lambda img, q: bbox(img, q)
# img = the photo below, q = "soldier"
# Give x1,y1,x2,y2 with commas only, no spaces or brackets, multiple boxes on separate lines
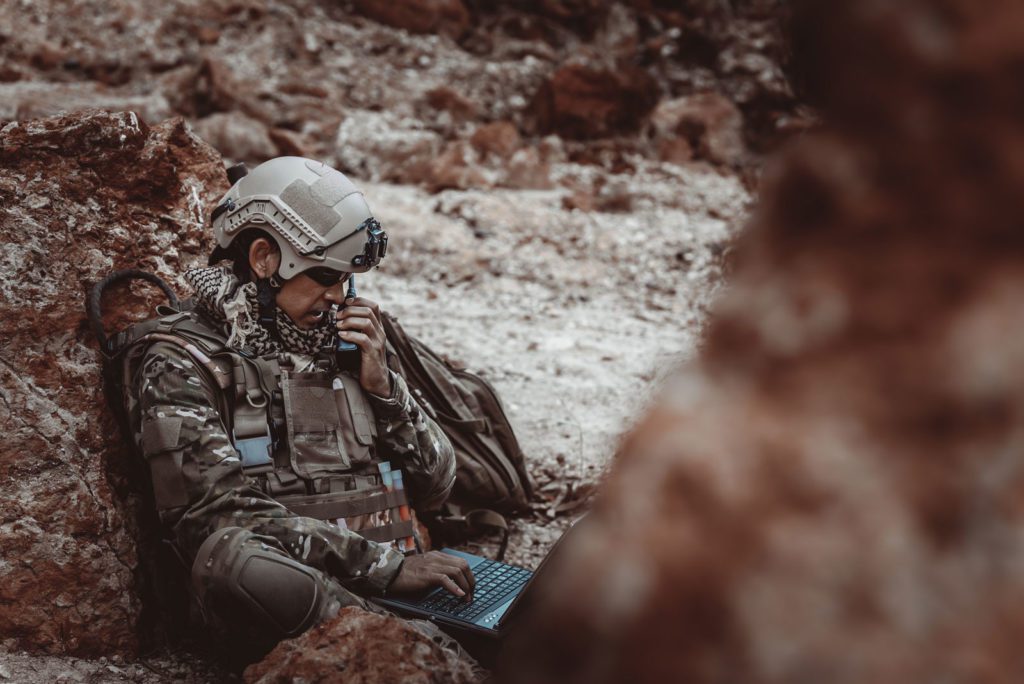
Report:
128,157,475,661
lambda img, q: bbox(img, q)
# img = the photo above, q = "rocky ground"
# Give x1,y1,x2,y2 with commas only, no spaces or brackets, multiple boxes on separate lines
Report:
0,0,801,681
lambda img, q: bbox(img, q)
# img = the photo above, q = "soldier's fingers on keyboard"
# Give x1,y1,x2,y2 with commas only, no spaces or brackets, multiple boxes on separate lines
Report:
460,562,475,596
445,563,474,598
437,573,467,597
443,555,476,594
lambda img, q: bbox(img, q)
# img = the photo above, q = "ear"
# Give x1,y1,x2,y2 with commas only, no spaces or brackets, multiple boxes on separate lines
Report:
248,238,281,279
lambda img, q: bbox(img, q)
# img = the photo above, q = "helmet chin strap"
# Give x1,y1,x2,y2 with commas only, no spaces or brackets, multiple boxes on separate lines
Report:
256,273,283,341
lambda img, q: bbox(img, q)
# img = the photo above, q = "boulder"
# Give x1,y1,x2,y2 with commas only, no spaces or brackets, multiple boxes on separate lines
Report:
501,0,1024,681
422,87,481,134
529,63,660,139
649,92,747,166
351,0,471,39
422,140,489,193
244,607,480,684
0,109,227,656
470,121,521,160
193,111,277,163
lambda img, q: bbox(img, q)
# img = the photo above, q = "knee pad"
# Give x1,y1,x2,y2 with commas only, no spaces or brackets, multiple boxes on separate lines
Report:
192,527,331,639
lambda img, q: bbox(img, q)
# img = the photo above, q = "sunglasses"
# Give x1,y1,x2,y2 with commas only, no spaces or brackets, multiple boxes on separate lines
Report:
303,267,351,287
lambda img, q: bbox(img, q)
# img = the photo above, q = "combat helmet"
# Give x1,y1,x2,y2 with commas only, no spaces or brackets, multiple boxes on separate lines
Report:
208,156,387,279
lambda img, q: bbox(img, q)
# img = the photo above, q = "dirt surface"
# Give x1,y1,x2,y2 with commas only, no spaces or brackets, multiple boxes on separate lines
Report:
365,166,748,567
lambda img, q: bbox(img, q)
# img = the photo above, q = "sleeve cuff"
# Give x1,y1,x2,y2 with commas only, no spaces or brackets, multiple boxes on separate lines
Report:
365,544,406,595
365,370,413,421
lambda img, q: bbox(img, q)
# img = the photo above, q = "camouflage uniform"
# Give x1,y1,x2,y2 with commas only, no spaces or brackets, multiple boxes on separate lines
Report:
131,326,457,654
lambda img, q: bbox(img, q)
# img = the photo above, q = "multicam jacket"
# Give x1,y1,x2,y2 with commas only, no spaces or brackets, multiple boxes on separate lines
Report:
130,327,456,595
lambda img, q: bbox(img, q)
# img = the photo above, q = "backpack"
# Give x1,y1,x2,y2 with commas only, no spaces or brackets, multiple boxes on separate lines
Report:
381,312,534,513
380,313,536,557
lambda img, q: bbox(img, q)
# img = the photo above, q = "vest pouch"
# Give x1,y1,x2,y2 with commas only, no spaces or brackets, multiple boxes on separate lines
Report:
281,371,353,480
332,373,377,458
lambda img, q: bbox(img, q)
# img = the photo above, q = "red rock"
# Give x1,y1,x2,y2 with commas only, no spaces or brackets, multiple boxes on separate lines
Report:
0,110,228,656
244,607,480,684
656,136,694,165
420,87,480,140
501,0,1024,681
520,0,610,38
649,92,747,166
424,140,488,192
530,63,660,139
268,127,314,158
351,0,471,39
561,190,595,212
470,121,521,160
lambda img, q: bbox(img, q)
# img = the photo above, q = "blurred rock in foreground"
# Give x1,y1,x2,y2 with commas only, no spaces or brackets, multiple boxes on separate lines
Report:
0,109,227,655
500,0,1024,681
244,607,480,684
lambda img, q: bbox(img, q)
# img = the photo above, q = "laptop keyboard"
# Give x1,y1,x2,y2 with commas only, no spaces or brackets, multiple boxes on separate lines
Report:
418,559,533,621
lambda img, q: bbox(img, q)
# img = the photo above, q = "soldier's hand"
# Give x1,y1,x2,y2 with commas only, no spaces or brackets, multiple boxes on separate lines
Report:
388,551,475,600
336,296,391,398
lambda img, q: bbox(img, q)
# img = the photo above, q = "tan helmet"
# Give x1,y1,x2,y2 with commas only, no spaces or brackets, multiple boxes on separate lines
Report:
209,157,387,279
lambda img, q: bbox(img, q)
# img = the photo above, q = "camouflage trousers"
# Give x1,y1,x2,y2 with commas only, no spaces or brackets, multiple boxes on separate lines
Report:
190,526,478,670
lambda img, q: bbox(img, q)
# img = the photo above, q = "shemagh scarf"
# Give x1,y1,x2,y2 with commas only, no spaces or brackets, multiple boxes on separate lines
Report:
183,266,335,368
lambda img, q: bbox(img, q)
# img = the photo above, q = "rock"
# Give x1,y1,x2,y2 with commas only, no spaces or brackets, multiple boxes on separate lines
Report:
334,110,443,183
0,109,227,656
421,87,480,133
243,607,479,684
168,57,247,120
523,0,610,38
470,121,521,160
529,63,661,139
192,111,276,163
0,82,173,127
500,0,1024,682
267,127,314,159
504,147,552,190
423,140,489,193
351,0,471,39
655,136,695,165
649,92,747,166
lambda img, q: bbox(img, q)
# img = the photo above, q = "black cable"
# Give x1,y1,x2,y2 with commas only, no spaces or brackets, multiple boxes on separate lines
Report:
86,269,179,353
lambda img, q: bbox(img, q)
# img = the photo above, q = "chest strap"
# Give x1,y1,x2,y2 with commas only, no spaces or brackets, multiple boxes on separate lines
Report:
230,354,275,472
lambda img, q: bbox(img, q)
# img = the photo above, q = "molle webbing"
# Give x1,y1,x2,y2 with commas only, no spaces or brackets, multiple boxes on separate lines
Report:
278,488,415,544
279,489,409,520
359,521,416,543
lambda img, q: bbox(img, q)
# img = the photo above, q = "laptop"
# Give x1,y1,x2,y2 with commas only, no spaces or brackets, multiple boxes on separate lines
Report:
372,520,577,639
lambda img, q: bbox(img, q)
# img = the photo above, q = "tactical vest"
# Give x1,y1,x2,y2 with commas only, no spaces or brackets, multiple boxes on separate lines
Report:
116,306,416,550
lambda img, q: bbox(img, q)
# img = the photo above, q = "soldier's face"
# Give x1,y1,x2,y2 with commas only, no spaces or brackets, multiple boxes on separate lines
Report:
249,237,348,329
276,272,348,329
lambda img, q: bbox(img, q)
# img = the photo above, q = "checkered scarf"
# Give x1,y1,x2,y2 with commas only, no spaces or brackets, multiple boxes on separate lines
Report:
183,266,334,364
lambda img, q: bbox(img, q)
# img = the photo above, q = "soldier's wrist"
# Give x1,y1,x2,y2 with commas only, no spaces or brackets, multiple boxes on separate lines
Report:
366,544,405,595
